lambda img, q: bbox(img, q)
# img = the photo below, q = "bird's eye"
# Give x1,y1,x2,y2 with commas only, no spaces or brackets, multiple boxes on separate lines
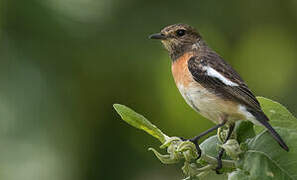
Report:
176,29,186,37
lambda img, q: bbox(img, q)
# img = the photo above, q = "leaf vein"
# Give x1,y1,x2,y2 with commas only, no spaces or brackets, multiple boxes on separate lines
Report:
246,150,294,180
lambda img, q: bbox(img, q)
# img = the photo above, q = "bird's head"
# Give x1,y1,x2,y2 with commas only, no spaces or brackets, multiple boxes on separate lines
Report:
149,24,201,58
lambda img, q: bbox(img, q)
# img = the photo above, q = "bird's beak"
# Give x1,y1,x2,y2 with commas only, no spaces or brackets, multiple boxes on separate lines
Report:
149,33,166,40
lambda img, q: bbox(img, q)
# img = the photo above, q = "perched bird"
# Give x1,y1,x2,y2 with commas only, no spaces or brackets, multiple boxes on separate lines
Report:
149,24,289,173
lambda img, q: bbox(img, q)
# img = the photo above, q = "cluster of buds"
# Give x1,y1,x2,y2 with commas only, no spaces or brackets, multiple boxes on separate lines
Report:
149,128,240,179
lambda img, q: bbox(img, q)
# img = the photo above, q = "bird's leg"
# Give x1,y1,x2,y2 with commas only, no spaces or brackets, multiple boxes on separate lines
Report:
215,123,235,174
181,120,227,159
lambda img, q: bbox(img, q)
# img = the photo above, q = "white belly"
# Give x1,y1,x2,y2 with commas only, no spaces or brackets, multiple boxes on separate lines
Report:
177,83,252,124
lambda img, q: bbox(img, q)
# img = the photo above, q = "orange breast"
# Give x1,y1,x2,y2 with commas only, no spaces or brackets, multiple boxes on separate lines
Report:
171,52,244,124
171,52,194,87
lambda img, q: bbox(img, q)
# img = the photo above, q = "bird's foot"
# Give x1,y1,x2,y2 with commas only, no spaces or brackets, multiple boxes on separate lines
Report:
180,137,202,159
214,157,223,174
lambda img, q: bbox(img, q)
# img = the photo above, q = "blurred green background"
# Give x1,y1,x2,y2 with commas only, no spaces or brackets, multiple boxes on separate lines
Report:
0,0,296,179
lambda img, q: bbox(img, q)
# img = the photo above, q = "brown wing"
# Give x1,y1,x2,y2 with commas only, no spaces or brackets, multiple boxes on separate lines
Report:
187,52,291,150
187,53,261,112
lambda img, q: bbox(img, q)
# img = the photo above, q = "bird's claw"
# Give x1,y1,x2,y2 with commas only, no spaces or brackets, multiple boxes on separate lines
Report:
180,137,202,160
214,158,223,174
192,140,202,159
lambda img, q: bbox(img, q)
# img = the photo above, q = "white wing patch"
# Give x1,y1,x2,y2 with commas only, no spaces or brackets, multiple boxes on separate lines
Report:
238,105,261,125
204,66,239,86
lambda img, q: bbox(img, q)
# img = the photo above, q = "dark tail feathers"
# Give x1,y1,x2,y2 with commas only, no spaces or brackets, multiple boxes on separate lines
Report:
250,110,289,152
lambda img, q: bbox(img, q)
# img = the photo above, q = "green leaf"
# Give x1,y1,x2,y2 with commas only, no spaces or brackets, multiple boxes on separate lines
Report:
254,97,297,134
199,171,228,180
237,128,297,180
200,136,221,158
200,135,236,161
228,169,249,180
236,97,297,180
234,121,255,143
113,104,168,143
192,136,229,180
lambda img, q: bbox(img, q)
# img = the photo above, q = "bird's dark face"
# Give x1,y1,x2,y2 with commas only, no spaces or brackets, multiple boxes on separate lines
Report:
149,24,201,54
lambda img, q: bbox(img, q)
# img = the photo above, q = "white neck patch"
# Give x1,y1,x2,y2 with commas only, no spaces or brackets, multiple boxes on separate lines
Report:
192,41,200,50
204,66,239,86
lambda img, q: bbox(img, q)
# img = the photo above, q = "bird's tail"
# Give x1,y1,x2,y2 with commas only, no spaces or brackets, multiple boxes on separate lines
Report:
250,110,289,151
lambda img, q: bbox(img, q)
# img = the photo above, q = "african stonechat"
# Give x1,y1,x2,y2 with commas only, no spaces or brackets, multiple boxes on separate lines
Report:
149,24,289,173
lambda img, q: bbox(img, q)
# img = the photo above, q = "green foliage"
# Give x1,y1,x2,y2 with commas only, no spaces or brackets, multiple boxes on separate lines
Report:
114,97,297,180
234,121,255,143
254,97,297,134
113,104,168,143
234,97,297,180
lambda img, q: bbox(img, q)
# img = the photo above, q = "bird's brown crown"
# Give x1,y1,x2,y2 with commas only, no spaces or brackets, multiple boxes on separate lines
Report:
149,24,201,60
